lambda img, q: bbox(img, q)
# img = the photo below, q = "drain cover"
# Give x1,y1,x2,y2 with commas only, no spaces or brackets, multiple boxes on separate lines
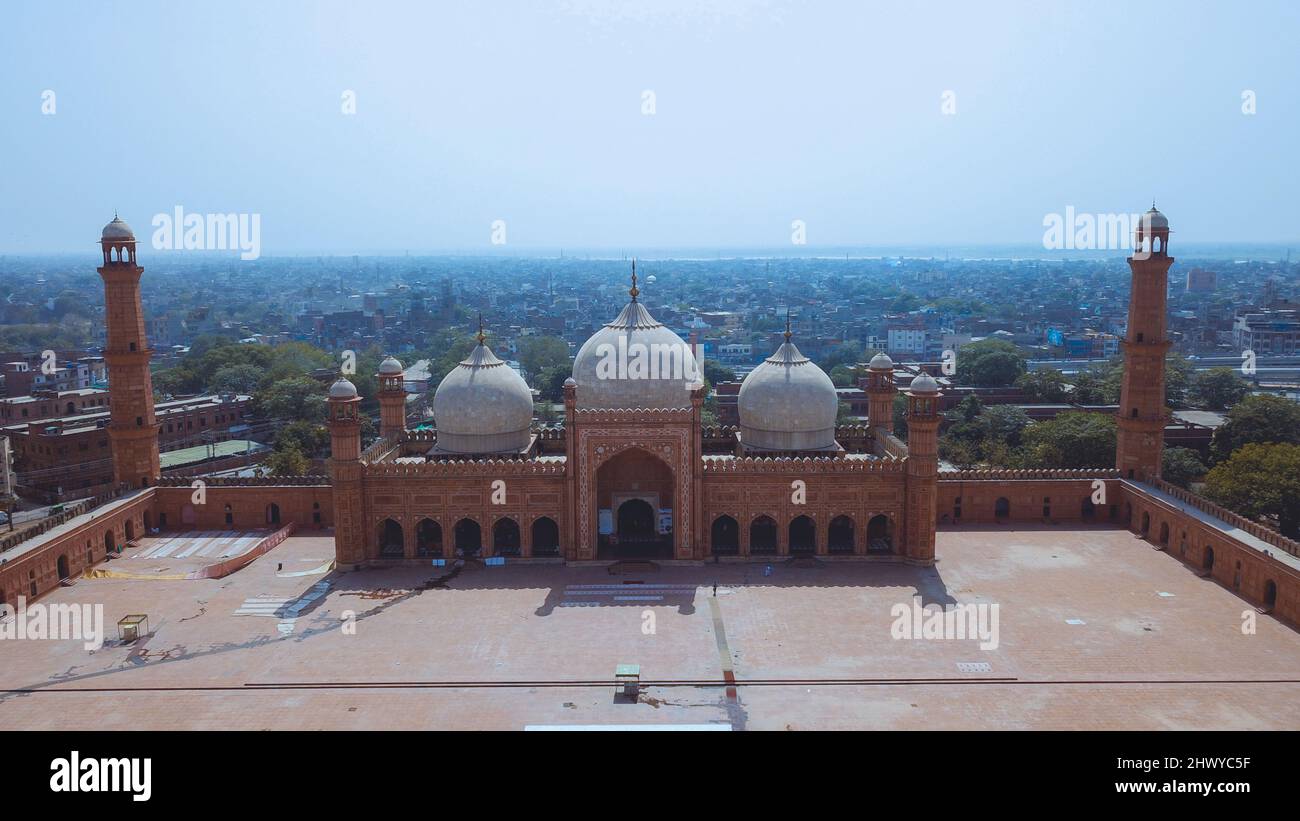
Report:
956,662,992,673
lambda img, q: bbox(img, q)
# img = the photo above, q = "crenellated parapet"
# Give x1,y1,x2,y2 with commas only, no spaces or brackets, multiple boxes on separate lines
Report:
364,458,567,478
703,455,904,474
939,468,1120,481
1143,477,1300,557
156,475,331,487
574,407,695,424
361,434,402,463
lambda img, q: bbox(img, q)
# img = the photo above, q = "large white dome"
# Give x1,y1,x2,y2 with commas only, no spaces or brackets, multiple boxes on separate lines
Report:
738,336,838,451
572,299,698,410
432,341,534,454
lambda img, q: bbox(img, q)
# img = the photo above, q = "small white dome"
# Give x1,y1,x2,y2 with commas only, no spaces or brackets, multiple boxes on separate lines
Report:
329,376,358,399
378,356,404,375
101,216,134,241
869,352,894,371
572,298,696,410
909,373,940,394
1141,205,1169,229
738,337,838,451
432,341,534,454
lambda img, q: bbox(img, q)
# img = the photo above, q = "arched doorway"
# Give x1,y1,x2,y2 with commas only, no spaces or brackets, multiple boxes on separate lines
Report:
1140,511,1150,536
750,515,777,555
618,499,655,538
57,554,69,580
711,515,739,555
416,519,442,557
789,515,816,555
494,518,521,556
103,530,115,554
454,518,482,557
994,497,1011,520
1203,545,1215,573
125,519,135,542
867,514,893,553
597,447,674,560
1158,521,1169,547
379,519,404,558
532,517,560,557
266,503,281,526
828,516,854,554
1264,580,1278,609
1081,498,1096,520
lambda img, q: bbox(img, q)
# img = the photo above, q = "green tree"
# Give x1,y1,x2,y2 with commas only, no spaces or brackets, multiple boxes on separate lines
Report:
819,342,862,371
703,360,735,386
263,447,310,477
257,376,327,422
535,363,572,402
1016,367,1069,402
955,339,1027,387
1161,447,1206,489
1068,364,1112,405
517,335,570,378
829,364,859,388
275,420,330,458
1209,394,1300,463
1189,367,1250,411
1019,411,1116,469
210,364,264,395
1204,442,1300,538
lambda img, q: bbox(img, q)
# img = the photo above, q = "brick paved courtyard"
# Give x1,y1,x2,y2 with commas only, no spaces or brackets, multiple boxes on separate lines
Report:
2,525,1297,730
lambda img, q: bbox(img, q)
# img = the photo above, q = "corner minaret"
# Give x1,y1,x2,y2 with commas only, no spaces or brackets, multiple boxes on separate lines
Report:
1116,204,1173,480
902,373,940,566
97,215,160,489
328,376,365,564
376,355,407,438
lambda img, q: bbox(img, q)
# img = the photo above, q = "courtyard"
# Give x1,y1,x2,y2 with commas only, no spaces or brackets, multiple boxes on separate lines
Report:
1,524,1297,730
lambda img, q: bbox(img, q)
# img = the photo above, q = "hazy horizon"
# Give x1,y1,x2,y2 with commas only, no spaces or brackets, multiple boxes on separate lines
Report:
3,0,1298,254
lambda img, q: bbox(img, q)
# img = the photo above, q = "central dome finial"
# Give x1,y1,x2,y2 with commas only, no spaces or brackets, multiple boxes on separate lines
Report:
629,259,639,302
476,313,486,345
784,308,792,342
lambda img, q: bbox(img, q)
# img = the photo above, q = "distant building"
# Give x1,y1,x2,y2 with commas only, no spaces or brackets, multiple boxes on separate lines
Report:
1185,267,1216,293
1233,307,1300,356
887,324,927,356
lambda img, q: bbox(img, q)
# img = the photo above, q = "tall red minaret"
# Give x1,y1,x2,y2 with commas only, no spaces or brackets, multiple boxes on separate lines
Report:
1116,204,1173,480
328,376,366,564
98,216,161,489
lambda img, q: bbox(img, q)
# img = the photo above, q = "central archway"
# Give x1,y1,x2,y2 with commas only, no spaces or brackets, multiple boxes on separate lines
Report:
596,447,675,560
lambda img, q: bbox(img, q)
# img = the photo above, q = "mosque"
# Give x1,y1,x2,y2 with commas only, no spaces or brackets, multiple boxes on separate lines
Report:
327,267,940,565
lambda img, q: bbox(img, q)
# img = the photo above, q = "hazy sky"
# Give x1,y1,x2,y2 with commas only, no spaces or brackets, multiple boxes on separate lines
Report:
2,0,1297,253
